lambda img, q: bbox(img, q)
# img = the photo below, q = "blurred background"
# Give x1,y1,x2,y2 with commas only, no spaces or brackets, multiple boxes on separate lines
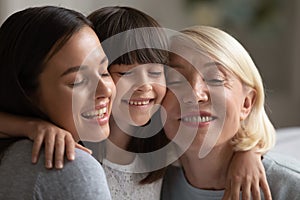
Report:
1,0,299,128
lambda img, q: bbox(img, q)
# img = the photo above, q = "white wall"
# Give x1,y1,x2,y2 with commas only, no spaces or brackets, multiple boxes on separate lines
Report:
0,0,91,24
0,0,189,29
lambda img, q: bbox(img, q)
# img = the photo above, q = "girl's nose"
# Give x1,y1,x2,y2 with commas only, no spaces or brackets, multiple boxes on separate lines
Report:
132,68,153,92
135,83,152,92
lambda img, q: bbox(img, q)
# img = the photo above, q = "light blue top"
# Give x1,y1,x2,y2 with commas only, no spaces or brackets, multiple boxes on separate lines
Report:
0,139,111,200
161,152,300,200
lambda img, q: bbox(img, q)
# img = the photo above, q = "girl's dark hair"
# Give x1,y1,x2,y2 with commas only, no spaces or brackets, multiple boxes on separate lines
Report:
88,6,168,66
88,6,169,184
0,6,92,157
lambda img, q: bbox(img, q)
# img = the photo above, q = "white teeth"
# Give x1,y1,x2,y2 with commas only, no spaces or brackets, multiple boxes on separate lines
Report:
129,100,150,106
182,116,213,123
82,107,107,119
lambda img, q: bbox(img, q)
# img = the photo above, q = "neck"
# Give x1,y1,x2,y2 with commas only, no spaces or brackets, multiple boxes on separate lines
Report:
179,143,234,190
108,117,133,149
106,117,135,164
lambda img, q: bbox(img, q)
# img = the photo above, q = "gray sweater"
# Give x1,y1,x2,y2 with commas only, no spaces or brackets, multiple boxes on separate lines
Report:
161,152,300,200
0,139,111,200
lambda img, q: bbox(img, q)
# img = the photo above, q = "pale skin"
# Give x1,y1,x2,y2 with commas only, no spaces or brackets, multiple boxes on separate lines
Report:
105,63,166,164
162,52,271,200
0,26,116,168
0,38,270,200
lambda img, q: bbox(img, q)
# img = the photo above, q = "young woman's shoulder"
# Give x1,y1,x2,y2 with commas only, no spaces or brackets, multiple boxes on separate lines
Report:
263,152,300,200
264,152,300,176
0,139,111,200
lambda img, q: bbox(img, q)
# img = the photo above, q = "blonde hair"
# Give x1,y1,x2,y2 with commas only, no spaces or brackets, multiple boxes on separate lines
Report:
177,26,275,153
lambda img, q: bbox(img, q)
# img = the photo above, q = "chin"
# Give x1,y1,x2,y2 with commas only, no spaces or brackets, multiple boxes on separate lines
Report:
79,125,110,142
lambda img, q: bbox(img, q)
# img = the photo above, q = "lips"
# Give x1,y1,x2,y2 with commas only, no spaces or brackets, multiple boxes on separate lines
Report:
181,115,214,123
123,98,154,106
81,107,107,119
180,111,216,127
129,99,151,106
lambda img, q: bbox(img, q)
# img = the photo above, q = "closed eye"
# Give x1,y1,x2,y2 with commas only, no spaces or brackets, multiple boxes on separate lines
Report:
100,72,111,77
69,78,87,87
148,71,162,76
118,71,132,76
204,78,225,86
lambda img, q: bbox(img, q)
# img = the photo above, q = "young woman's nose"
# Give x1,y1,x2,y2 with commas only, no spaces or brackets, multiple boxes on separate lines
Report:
95,78,114,100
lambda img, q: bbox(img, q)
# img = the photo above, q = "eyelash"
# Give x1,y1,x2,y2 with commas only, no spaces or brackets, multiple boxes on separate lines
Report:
69,72,111,87
117,71,162,77
149,71,162,77
100,72,111,77
69,78,87,87
117,71,132,76
167,77,225,86
204,78,225,86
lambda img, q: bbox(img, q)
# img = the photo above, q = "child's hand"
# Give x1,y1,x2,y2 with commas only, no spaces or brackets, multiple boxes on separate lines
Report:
222,150,272,200
28,119,92,169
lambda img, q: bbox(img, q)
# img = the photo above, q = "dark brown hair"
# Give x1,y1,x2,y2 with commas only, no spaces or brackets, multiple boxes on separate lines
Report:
0,6,92,156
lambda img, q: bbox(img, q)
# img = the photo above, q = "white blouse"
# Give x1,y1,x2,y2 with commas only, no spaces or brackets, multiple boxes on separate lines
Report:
102,158,162,200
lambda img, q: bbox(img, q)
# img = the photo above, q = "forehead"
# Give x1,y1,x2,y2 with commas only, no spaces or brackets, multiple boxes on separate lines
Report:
109,63,164,71
44,27,104,73
167,52,238,83
168,52,216,72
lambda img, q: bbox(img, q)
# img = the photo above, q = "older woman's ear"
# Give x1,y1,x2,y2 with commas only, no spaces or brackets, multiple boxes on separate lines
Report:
240,89,256,121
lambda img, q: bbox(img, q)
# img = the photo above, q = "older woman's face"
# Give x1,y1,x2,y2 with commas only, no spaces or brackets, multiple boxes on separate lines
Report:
162,52,253,153
35,26,116,142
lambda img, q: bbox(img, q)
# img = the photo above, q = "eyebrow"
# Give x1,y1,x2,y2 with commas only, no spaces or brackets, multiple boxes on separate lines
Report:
60,56,108,77
60,66,87,77
203,61,228,76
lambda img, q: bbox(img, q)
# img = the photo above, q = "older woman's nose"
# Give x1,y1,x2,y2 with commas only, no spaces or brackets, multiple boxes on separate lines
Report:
182,78,209,104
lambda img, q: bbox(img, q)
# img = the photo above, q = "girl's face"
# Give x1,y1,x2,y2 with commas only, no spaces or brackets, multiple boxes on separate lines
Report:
109,63,166,126
162,52,254,153
35,26,116,142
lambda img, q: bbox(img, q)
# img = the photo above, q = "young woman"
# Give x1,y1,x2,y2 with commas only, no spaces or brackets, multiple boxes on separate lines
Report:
161,25,300,200
0,6,272,200
0,6,115,199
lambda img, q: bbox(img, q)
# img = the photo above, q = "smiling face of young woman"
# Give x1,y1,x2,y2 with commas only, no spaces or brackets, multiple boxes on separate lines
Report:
162,51,255,153
109,63,166,127
34,26,116,142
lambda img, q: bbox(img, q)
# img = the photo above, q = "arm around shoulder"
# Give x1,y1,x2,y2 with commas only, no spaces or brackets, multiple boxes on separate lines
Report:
34,149,111,200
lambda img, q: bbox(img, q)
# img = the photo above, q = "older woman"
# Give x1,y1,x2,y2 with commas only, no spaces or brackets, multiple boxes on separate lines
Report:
161,26,300,200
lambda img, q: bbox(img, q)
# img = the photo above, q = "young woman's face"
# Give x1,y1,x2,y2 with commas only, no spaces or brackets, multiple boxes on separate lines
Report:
109,63,166,126
162,52,253,153
35,26,116,142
